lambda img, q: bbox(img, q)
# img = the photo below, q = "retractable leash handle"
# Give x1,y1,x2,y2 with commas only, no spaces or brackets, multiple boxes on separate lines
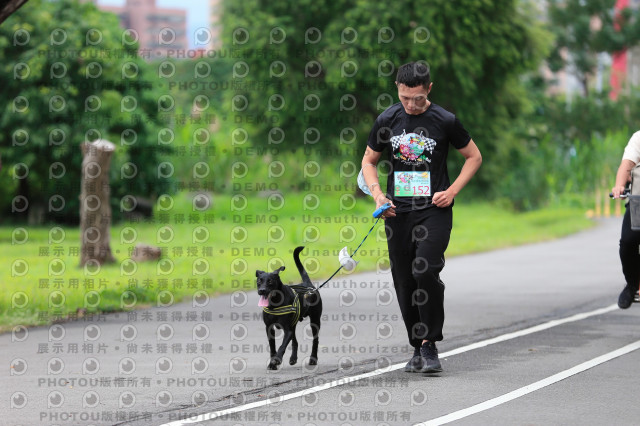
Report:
373,202,392,218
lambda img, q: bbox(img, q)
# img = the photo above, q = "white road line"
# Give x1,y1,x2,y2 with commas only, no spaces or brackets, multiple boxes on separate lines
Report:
440,304,618,357
159,304,618,426
416,338,640,426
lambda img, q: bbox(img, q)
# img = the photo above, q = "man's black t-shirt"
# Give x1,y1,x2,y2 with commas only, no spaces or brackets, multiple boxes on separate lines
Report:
367,102,471,213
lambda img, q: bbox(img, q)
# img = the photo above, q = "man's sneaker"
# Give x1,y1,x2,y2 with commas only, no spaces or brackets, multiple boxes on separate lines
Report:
404,346,423,372
419,341,442,373
618,285,637,309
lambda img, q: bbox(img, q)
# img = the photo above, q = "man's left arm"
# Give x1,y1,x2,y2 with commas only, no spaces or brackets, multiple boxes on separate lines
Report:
432,140,482,208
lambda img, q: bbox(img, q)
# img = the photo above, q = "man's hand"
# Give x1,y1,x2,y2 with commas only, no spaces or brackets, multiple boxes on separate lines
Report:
611,185,627,199
375,194,396,218
432,189,455,208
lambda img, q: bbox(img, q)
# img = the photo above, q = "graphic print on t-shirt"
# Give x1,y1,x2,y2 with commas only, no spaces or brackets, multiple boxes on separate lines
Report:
390,130,437,166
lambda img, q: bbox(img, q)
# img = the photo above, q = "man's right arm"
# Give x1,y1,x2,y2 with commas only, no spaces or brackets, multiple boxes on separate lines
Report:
612,159,636,198
361,146,396,216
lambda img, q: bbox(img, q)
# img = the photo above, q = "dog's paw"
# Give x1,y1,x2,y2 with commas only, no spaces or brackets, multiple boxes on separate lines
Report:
309,357,318,366
289,356,298,365
268,357,281,370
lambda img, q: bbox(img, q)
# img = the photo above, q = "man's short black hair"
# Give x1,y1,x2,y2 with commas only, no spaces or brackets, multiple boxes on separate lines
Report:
396,62,430,88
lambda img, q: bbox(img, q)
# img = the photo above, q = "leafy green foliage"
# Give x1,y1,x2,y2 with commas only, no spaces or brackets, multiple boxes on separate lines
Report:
0,0,173,224
500,87,640,210
220,0,551,194
0,195,593,329
501,0,640,210
547,0,640,95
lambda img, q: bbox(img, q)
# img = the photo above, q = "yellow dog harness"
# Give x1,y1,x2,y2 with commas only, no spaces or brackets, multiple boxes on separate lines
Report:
262,292,301,326
262,283,316,326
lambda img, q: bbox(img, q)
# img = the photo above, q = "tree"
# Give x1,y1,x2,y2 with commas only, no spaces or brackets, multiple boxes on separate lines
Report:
0,0,172,224
547,0,640,96
221,0,550,194
0,0,29,24
0,0,30,197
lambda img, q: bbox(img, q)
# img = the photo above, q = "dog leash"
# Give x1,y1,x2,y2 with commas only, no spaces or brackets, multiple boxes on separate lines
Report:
311,215,383,293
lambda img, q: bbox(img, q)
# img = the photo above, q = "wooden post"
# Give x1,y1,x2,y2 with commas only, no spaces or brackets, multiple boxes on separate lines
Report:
615,197,622,217
601,178,611,218
80,139,116,266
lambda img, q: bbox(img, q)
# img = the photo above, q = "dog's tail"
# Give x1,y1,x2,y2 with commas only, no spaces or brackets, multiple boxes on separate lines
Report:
294,246,312,287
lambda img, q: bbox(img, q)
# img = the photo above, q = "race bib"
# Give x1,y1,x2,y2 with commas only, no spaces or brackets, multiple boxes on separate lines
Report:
394,171,431,197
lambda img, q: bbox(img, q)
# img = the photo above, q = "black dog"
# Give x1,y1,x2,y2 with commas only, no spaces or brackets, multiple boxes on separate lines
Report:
256,246,322,370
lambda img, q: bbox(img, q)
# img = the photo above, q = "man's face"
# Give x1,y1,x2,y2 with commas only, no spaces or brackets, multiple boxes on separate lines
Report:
396,82,432,115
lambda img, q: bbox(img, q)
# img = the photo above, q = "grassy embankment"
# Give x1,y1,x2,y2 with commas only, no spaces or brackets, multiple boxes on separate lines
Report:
0,191,598,331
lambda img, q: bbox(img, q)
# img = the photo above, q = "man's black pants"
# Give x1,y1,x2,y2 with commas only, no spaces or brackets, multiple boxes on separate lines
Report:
385,206,452,348
620,205,640,289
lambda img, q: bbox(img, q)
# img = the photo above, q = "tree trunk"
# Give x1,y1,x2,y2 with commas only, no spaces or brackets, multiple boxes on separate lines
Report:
581,76,589,97
80,139,116,266
0,0,30,25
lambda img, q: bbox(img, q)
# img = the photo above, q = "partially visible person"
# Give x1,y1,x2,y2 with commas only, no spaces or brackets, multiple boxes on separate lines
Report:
611,131,640,309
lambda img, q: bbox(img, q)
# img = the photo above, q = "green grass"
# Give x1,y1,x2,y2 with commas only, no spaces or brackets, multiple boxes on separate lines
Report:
0,191,596,331
449,203,596,255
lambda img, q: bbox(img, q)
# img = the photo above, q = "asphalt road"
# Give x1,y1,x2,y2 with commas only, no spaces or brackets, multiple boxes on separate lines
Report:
2,217,639,426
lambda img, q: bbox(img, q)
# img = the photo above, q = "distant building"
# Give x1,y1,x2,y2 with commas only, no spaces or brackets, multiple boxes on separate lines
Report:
91,0,188,58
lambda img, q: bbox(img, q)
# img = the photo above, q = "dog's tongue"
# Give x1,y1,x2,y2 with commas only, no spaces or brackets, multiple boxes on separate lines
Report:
258,296,269,307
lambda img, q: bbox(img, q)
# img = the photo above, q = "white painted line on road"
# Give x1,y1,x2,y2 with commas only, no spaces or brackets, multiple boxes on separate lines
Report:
159,304,618,425
416,338,640,426
440,304,619,357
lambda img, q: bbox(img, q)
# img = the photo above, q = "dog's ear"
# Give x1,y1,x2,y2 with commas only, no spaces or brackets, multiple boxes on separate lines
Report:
255,270,264,277
275,266,285,274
